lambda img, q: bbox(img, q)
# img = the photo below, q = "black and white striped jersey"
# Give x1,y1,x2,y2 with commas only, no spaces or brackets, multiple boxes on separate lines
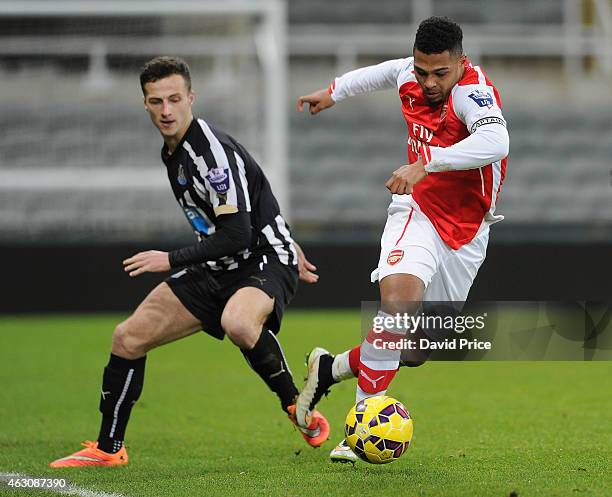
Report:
161,118,297,272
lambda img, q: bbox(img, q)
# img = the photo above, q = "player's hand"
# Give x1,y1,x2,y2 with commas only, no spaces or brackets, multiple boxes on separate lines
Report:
385,159,428,195
294,242,319,284
297,88,335,115
123,250,171,277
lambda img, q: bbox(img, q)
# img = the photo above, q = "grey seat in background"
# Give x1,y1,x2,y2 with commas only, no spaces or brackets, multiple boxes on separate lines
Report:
1,97,610,242
288,0,563,25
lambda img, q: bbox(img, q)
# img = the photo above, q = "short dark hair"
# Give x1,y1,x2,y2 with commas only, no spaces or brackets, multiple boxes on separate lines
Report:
139,56,192,94
413,16,463,56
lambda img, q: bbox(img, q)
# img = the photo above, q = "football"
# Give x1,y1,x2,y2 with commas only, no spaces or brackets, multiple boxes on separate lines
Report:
344,395,413,464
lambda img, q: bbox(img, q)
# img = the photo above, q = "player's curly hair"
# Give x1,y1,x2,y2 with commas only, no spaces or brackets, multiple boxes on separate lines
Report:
140,56,192,94
413,16,463,56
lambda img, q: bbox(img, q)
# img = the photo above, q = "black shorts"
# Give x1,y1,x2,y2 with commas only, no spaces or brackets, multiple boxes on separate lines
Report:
165,255,298,340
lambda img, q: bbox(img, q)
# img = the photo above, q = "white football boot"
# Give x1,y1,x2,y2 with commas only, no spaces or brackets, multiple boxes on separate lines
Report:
296,347,336,427
330,439,358,464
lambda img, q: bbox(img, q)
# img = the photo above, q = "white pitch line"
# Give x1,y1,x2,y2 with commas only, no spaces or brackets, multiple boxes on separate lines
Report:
0,472,130,497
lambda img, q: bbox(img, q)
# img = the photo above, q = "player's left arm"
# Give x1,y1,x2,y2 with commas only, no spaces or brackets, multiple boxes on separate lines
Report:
421,85,509,173
385,158,428,195
386,85,509,194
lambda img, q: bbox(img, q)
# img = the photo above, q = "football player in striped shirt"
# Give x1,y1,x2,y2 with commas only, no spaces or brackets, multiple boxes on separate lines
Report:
295,17,509,462
49,56,327,468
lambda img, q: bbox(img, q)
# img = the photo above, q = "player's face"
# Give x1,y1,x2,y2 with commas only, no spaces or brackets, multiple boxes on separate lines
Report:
413,49,466,106
143,74,195,141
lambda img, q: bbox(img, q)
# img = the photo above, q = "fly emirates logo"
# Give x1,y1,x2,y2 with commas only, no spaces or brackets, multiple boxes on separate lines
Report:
408,122,433,155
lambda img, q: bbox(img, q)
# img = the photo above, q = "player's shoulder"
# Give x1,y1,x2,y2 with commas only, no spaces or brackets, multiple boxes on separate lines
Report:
190,118,238,152
402,57,415,75
197,118,257,169
398,56,414,68
397,56,414,73
452,63,502,111
454,63,499,92
395,56,416,88
192,118,225,143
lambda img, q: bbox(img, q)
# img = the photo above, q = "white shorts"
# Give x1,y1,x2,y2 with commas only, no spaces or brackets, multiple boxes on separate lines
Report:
371,195,489,302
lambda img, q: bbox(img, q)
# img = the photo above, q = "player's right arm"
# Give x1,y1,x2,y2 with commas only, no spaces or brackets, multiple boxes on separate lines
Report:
298,58,409,115
170,125,254,269
168,212,251,268
293,241,319,283
122,212,251,276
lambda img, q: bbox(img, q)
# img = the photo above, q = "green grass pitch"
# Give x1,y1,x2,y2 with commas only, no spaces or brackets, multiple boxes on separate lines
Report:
1,312,611,497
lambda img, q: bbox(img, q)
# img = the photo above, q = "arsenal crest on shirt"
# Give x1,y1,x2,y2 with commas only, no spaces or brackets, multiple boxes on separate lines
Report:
387,249,404,266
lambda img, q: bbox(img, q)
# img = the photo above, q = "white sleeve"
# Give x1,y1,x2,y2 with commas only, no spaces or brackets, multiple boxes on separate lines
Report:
422,84,509,172
329,58,409,102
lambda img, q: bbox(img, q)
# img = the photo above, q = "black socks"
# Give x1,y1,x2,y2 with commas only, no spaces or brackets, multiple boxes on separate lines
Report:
241,330,299,413
96,331,295,453
97,353,146,453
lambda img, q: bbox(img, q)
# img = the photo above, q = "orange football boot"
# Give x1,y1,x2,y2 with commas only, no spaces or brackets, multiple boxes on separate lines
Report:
287,404,330,448
49,441,128,468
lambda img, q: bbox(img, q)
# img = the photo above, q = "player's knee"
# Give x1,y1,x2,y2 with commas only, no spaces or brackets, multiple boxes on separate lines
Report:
382,297,422,316
221,314,259,349
112,321,147,359
380,275,424,316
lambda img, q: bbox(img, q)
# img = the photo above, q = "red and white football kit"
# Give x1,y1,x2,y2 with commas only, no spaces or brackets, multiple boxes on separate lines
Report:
328,58,509,402
329,57,509,302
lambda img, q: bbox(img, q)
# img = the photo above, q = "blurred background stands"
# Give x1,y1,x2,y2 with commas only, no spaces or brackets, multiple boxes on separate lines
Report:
0,0,610,245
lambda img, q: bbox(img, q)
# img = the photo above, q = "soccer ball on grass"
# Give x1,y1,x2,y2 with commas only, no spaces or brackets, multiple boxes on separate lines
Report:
344,395,413,464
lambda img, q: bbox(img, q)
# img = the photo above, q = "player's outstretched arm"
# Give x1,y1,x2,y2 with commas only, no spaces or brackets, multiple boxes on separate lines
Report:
298,59,407,115
294,241,319,283
297,89,335,115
